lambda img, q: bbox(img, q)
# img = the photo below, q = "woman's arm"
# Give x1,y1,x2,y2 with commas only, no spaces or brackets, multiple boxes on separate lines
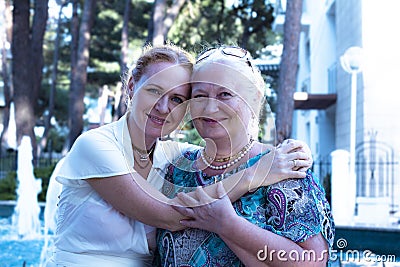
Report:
176,139,313,204
86,139,313,231
174,183,329,267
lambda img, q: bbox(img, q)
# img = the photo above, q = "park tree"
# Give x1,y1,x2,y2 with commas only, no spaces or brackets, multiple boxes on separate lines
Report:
3,0,284,156
12,0,49,160
112,0,131,120
67,0,96,148
38,0,69,156
35,0,152,152
275,0,303,143
167,0,276,55
0,0,13,152
88,0,151,120
232,0,275,52
150,0,187,46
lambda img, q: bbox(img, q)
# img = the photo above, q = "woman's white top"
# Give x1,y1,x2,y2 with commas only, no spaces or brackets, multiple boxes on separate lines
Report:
49,113,196,267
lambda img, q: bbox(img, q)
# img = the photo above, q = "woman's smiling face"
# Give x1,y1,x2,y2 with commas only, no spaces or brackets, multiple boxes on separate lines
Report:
190,62,256,142
130,62,191,141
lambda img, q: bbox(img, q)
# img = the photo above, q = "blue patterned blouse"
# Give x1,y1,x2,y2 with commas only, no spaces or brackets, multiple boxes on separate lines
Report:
155,149,335,267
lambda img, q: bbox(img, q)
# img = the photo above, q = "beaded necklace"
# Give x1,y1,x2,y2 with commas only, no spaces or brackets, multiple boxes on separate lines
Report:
200,138,255,170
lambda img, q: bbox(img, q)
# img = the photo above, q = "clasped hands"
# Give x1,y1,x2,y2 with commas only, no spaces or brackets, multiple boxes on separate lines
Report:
172,182,237,234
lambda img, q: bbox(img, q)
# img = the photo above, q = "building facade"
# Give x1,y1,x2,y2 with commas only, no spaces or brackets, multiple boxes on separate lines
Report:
275,0,400,226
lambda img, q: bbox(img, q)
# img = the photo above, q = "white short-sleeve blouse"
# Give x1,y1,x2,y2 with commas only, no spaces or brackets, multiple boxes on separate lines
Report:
50,113,196,267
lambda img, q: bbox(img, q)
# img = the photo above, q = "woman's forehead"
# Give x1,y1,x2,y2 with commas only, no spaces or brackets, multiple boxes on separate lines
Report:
191,62,251,92
141,62,191,88
191,82,228,90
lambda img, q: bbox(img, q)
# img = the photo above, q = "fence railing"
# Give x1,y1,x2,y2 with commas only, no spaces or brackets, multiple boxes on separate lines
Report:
311,155,332,182
0,150,63,179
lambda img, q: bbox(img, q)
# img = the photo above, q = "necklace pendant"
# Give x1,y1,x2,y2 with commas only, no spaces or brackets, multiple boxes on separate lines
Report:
139,155,149,161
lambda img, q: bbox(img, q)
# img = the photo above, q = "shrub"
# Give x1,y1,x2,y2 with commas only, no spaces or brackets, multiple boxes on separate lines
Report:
0,171,17,200
0,164,57,202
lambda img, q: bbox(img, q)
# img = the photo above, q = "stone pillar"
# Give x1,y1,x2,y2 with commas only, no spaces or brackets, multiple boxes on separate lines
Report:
331,149,356,225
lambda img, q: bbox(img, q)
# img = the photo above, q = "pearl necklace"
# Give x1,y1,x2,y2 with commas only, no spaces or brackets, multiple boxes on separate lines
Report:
200,139,255,170
203,138,255,163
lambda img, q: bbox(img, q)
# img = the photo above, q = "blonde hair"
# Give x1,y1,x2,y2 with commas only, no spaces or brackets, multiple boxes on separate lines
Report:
123,43,195,107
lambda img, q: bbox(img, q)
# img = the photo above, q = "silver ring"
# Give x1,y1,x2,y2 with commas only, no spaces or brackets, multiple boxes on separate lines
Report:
293,159,297,168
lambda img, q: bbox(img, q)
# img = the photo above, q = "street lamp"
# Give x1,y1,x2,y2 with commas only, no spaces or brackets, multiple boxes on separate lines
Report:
340,46,363,215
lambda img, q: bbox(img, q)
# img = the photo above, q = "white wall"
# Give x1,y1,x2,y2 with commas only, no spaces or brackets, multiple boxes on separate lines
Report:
361,0,400,213
294,0,337,163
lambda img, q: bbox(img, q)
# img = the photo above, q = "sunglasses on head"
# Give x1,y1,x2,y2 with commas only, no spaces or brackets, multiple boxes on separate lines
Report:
196,46,254,71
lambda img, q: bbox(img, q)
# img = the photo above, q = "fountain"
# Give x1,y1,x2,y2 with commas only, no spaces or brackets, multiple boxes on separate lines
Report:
6,102,18,150
11,136,42,238
39,157,64,266
0,139,64,266
0,136,45,266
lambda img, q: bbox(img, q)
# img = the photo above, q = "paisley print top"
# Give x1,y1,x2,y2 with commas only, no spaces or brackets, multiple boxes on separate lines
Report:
155,150,335,267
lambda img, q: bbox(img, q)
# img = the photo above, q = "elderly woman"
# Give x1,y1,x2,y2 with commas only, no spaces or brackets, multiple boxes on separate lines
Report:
156,46,335,266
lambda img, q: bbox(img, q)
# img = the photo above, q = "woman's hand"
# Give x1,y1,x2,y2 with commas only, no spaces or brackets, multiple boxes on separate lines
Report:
280,139,313,170
275,139,313,172
172,182,236,234
248,139,313,190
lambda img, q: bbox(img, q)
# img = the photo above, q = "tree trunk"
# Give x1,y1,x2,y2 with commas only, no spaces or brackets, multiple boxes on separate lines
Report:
152,0,166,46
70,0,79,76
63,0,79,152
68,0,96,148
120,0,130,72
30,0,48,112
216,0,224,41
0,0,13,153
151,0,186,45
12,0,31,144
146,3,155,45
30,0,48,162
240,20,251,49
39,1,66,156
161,0,186,39
12,0,48,163
113,0,130,121
275,0,303,144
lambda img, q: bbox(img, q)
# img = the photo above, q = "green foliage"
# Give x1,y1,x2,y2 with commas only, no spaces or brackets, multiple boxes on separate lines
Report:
169,0,277,55
35,164,57,202
45,128,67,153
34,0,280,149
37,80,70,125
0,164,57,202
0,172,17,200
178,128,204,146
88,0,152,88
39,0,152,129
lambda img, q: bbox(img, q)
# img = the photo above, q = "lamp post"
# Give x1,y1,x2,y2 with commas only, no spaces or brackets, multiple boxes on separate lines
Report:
340,46,363,217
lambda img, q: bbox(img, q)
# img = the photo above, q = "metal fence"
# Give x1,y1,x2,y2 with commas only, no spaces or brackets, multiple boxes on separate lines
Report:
0,151,17,178
355,137,399,214
311,155,332,204
311,155,332,183
0,150,62,179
